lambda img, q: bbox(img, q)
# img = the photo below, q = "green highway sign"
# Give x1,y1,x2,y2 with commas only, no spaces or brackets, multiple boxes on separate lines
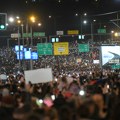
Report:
33,32,45,37
78,44,89,52
111,64,120,69
97,29,106,34
23,33,32,38
37,43,53,55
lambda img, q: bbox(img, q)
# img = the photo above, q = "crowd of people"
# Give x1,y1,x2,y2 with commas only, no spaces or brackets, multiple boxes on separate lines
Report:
0,69,120,120
0,41,119,120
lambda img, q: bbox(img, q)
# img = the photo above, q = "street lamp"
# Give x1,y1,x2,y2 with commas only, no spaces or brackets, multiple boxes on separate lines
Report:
38,23,42,26
49,15,52,18
83,20,87,24
84,13,87,16
16,16,20,19
30,15,36,70
80,13,87,37
8,16,22,69
30,16,36,23
114,32,118,37
8,17,15,23
30,16,36,47
8,17,21,68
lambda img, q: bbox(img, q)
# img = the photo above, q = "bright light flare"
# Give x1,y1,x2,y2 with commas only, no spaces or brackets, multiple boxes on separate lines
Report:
79,90,85,96
9,17,15,23
30,16,36,23
38,23,42,26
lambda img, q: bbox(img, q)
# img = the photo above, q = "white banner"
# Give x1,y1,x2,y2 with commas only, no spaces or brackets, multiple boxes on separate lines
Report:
25,68,53,84
0,74,7,80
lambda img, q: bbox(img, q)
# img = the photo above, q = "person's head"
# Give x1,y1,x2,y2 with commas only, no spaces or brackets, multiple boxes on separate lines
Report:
92,94,104,110
2,88,9,97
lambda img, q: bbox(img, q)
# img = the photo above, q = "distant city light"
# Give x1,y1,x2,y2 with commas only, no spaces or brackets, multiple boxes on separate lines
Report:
79,90,85,96
17,20,21,24
83,20,87,24
9,17,15,23
49,15,52,18
38,23,42,26
75,13,78,16
16,16,20,19
30,16,36,23
111,30,114,33
114,32,118,37
104,25,106,28
6,23,9,26
84,13,87,16
58,0,61,3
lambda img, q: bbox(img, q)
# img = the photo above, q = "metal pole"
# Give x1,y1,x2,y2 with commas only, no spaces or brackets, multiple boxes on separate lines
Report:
26,20,29,46
30,26,33,46
21,25,25,70
45,37,47,43
22,25,24,46
18,26,21,68
99,22,102,42
7,38,9,48
91,23,94,43
80,15,82,41
90,23,94,62
30,26,33,70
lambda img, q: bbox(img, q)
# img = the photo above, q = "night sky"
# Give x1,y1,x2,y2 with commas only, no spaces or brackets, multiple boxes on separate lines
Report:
0,0,119,18
0,0,120,38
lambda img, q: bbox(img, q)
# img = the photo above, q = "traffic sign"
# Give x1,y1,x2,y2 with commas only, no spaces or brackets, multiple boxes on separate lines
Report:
23,33,32,38
97,29,106,34
11,33,21,38
37,43,53,55
33,32,45,37
67,30,79,35
78,44,89,52
111,64,120,69
54,42,69,55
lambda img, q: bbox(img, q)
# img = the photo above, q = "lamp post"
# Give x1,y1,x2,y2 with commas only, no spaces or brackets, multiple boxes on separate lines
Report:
17,25,21,68
79,13,87,42
17,19,22,69
8,16,21,69
30,16,36,70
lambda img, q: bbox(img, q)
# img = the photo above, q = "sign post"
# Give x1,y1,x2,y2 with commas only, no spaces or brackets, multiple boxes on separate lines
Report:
23,33,32,38
37,43,53,55
78,44,89,52
111,64,120,69
97,29,106,34
54,42,69,55
33,32,45,37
